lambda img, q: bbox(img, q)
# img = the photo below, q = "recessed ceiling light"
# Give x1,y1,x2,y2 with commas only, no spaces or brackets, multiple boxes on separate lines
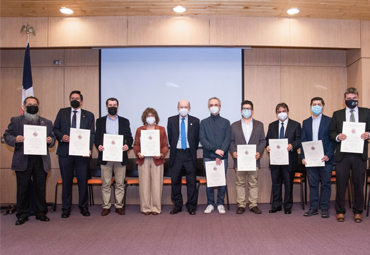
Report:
173,6,186,13
286,8,300,15
60,7,74,15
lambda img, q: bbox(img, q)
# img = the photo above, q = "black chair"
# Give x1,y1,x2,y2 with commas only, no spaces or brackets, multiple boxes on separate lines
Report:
123,158,139,205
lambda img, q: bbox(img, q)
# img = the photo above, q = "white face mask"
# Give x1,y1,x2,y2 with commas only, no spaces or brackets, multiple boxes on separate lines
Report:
278,112,288,121
179,108,189,117
146,116,156,125
210,106,220,115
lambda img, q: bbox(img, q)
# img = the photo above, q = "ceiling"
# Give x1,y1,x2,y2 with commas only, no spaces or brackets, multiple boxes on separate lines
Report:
1,0,370,20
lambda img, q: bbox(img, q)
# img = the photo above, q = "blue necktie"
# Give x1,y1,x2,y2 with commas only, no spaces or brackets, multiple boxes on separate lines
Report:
181,117,186,149
71,111,77,128
279,122,284,139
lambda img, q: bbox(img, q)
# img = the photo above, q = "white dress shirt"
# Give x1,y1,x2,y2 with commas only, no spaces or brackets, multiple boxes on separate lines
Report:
70,108,81,129
345,106,359,122
241,118,253,144
312,114,322,141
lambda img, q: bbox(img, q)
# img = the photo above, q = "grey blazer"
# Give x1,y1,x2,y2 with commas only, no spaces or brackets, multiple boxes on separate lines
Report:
230,119,266,168
3,115,56,172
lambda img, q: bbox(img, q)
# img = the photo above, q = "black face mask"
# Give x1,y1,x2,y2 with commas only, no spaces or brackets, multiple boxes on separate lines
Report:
108,107,118,116
345,99,358,109
71,100,80,108
26,105,39,115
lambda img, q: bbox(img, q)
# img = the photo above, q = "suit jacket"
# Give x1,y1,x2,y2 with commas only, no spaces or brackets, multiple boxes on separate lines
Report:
3,115,56,172
301,114,336,165
167,114,200,167
94,115,133,166
329,107,370,161
266,118,301,171
53,107,95,156
230,119,266,168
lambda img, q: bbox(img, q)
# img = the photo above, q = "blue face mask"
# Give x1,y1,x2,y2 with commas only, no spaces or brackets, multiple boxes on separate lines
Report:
242,109,252,118
311,105,322,115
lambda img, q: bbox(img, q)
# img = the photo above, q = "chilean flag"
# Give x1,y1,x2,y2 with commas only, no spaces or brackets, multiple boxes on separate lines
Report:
21,42,33,114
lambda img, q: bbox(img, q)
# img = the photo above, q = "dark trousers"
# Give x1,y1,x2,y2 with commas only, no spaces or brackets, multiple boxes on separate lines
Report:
335,153,366,215
170,149,198,210
270,165,294,209
307,164,332,211
59,156,89,212
15,156,47,218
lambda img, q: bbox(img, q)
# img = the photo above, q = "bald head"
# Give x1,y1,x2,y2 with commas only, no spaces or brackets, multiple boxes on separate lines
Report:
177,99,190,110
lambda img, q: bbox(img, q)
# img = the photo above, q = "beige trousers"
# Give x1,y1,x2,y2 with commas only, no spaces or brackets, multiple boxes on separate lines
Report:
138,157,164,214
235,167,260,209
101,162,126,209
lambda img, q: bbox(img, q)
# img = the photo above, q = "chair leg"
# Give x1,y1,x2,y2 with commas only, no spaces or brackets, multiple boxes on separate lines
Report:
364,172,368,210
225,184,230,211
123,183,128,206
54,183,58,212
88,185,92,206
348,180,352,209
300,182,304,210
304,178,307,205
270,189,273,205
91,185,95,205
367,186,370,217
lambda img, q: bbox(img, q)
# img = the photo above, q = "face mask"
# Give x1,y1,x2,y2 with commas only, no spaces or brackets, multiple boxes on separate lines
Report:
71,100,80,108
210,106,219,115
108,107,118,116
278,112,288,121
26,105,39,115
179,108,189,117
311,105,322,115
242,109,252,118
345,99,358,109
146,116,156,125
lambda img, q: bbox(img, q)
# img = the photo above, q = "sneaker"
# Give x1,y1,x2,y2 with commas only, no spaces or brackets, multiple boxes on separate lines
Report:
204,204,214,214
303,209,319,217
217,205,226,214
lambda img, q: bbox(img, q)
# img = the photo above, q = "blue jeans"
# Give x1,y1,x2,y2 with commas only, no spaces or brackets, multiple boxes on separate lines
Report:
203,158,228,206
307,164,332,211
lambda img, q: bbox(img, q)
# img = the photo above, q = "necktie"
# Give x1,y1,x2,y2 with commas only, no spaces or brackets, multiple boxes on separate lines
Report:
279,122,284,139
181,117,186,149
350,110,355,122
71,110,77,128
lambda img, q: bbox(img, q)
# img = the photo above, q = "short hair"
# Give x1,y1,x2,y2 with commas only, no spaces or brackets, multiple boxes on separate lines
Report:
106,97,119,106
177,100,190,108
310,97,325,106
23,96,39,106
69,90,83,101
208,97,221,106
344,87,359,98
275,102,289,113
241,100,253,110
141,107,160,125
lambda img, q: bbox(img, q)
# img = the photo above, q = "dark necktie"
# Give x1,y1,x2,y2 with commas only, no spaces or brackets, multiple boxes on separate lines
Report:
279,122,284,139
181,118,186,149
350,110,355,122
71,110,77,128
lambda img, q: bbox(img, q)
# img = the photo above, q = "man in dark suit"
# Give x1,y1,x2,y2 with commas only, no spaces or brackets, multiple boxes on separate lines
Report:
53,90,95,218
95,97,133,216
167,99,200,215
329,87,370,223
301,97,336,218
4,96,56,225
230,100,266,214
266,102,301,214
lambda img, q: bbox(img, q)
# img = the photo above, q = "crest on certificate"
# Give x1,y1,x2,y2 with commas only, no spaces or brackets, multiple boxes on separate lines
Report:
33,131,38,137
78,134,82,139
352,129,356,134
276,145,280,149
149,135,152,140
245,150,249,155
311,146,315,150
111,140,115,145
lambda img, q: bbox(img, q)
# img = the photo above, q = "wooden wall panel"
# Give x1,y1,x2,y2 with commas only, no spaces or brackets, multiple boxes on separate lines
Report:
346,49,361,67
128,16,210,46
65,49,99,67
290,18,361,48
0,169,16,203
244,48,280,66
0,17,48,48
0,49,65,68
281,49,346,67
360,58,370,108
210,16,290,46
49,17,128,47
361,21,370,58
347,59,363,102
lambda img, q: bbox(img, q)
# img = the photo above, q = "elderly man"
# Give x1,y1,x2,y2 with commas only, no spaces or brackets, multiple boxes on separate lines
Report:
4,96,56,225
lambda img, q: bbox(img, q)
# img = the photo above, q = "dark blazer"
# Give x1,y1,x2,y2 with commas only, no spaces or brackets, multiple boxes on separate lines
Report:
329,107,370,161
3,115,56,172
230,119,266,168
266,118,301,171
167,114,200,167
301,114,336,165
94,115,133,166
53,107,95,156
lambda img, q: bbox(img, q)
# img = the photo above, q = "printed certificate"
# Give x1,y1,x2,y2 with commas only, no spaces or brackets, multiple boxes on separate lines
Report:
23,124,47,155
269,138,289,165
205,160,226,188
302,140,325,167
237,144,256,171
103,134,124,162
69,128,90,156
340,122,365,154
141,130,160,156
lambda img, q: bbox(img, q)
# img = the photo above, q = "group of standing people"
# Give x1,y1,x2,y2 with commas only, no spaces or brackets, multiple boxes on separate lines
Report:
4,87,370,226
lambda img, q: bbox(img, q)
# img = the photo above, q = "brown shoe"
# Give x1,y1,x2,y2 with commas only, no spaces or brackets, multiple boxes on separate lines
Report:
336,213,345,222
354,214,362,223
236,207,245,214
250,206,262,214
101,209,110,216
143,212,151,215
115,208,125,215
152,212,159,215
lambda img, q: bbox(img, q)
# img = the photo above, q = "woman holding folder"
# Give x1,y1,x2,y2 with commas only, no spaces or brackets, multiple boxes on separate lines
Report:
134,107,168,215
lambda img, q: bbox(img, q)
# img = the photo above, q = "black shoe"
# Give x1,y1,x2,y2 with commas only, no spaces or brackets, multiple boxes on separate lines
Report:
61,211,70,218
80,208,90,217
269,207,282,213
284,208,292,214
188,209,196,215
15,217,28,226
36,215,50,222
170,208,182,214
321,210,330,218
303,209,318,217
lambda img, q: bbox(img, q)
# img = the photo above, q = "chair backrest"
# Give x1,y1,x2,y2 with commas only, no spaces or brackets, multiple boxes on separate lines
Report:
196,158,206,177
126,158,139,178
89,158,101,177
